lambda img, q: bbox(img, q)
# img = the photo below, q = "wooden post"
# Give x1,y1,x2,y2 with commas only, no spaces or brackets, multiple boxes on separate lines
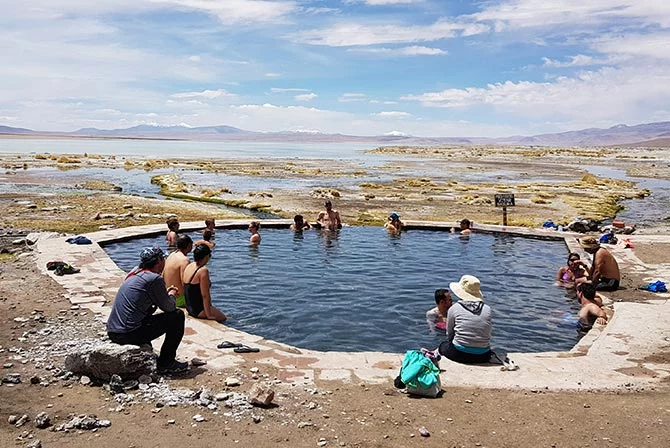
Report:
502,206,508,226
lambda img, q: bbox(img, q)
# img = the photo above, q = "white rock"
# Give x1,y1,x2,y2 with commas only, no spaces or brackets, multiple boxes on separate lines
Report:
225,377,241,387
192,414,206,423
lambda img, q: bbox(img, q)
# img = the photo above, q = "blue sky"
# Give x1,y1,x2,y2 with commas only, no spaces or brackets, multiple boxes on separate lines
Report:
2,0,670,136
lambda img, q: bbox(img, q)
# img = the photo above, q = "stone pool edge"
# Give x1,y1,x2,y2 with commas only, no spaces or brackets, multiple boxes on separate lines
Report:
32,220,670,392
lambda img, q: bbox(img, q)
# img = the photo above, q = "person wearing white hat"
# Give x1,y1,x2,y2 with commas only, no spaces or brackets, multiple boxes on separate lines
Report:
437,275,493,364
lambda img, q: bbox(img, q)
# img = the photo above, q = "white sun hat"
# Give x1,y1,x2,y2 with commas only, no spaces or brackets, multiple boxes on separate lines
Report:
449,275,484,302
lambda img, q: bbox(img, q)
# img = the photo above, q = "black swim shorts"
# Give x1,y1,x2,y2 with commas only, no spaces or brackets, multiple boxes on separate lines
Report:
596,277,619,291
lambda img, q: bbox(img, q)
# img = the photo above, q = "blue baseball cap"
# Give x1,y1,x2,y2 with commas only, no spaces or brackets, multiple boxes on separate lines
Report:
389,212,400,220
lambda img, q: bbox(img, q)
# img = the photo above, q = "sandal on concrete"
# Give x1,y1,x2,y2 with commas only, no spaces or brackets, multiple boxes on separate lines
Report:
233,345,260,353
217,341,243,349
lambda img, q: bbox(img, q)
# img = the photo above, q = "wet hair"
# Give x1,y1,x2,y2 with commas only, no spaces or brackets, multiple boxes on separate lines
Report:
205,218,215,227
202,229,213,241
176,234,193,250
434,288,450,305
249,221,260,230
166,217,180,231
193,244,212,262
294,214,304,224
567,252,581,264
460,218,471,229
577,282,597,301
324,200,332,208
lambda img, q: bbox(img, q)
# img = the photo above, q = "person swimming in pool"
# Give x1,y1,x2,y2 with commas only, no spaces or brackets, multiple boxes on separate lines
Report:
555,252,588,288
385,212,403,233
290,214,311,232
451,218,472,236
194,228,215,250
182,244,227,322
165,216,180,253
249,220,261,245
316,200,342,231
426,288,452,332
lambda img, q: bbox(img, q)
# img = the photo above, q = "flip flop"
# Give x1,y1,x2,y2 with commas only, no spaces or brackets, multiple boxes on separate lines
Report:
217,341,243,349
234,345,260,353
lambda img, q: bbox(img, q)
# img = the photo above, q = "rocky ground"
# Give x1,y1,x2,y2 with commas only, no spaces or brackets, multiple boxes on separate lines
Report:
2,145,669,232
1,253,670,448
2,147,670,447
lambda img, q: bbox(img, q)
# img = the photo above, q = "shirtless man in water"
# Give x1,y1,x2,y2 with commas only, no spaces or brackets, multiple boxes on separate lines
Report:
578,236,620,291
162,234,192,308
316,200,342,231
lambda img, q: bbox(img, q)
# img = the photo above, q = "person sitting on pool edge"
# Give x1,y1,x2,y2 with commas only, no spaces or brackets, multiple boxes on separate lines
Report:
555,252,588,288
182,244,227,322
576,281,607,331
165,216,180,253
249,221,261,244
194,229,215,250
162,234,193,308
438,275,492,364
290,214,311,231
107,246,187,374
426,288,452,332
578,236,620,291
385,212,403,233
451,218,472,236
316,200,342,231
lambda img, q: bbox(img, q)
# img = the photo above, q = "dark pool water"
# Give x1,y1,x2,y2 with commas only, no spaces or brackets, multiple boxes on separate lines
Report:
104,228,581,354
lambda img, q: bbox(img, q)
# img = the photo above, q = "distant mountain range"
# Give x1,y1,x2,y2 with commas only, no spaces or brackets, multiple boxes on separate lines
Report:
2,121,670,147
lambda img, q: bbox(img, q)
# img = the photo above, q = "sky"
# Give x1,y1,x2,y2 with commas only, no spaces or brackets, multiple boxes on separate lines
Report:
2,0,670,137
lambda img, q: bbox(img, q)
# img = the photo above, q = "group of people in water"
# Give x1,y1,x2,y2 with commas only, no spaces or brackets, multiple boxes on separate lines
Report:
106,202,622,371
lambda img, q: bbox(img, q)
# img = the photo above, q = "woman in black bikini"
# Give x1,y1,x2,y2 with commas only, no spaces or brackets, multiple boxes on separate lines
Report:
182,245,227,322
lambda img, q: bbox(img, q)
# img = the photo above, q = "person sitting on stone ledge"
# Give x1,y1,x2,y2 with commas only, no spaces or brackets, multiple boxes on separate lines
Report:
107,246,187,374
163,234,193,308
182,244,227,322
578,236,620,291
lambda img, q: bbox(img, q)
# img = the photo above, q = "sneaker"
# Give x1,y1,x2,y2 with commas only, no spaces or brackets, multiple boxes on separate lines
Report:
157,360,189,374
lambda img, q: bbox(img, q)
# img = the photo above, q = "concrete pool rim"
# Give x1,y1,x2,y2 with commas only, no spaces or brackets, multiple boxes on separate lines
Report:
32,219,670,391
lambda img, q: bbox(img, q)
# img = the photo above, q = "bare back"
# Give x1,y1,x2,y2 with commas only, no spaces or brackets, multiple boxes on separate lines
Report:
162,251,189,296
592,247,620,282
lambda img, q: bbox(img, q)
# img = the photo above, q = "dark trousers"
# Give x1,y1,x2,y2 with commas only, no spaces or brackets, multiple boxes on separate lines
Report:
108,310,185,368
438,341,492,364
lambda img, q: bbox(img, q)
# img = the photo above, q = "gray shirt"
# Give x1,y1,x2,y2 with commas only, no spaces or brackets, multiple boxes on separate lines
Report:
106,271,176,334
447,301,492,349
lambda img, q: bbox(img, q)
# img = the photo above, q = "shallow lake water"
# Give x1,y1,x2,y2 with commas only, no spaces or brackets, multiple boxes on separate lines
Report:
104,228,581,354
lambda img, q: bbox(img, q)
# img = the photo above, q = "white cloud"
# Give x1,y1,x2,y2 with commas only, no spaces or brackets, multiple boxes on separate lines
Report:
291,19,487,47
401,65,670,126
542,54,596,67
349,45,447,56
373,111,412,118
148,0,297,24
295,92,318,101
265,72,282,78
470,0,670,30
171,89,237,100
593,32,670,60
270,87,310,93
361,0,421,4
338,93,367,102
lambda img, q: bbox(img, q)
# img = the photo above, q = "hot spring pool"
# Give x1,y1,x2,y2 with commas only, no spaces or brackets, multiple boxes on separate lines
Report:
104,227,581,354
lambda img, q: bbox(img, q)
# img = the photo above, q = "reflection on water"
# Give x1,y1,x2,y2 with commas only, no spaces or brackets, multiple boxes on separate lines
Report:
105,228,579,354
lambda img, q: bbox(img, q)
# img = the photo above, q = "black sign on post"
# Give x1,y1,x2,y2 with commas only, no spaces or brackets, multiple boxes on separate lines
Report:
494,193,515,207
494,193,515,226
